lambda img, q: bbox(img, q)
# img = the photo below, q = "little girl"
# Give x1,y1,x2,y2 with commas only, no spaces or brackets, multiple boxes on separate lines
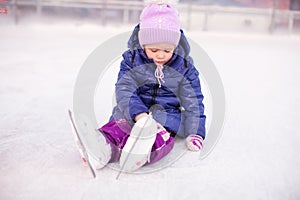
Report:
98,1,206,171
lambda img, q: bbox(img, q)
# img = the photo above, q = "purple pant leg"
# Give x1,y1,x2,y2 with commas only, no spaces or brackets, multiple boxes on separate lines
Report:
147,133,175,165
99,119,130,162
99,119,174,165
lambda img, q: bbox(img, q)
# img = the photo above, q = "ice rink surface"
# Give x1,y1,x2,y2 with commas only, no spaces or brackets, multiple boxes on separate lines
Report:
1,23,300,200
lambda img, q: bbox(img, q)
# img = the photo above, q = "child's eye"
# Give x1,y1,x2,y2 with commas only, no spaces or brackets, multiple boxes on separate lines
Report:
150,48,158,52
165,48,174,53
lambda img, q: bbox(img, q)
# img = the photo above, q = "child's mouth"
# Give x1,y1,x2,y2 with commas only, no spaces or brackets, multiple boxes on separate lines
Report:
155,61,165,65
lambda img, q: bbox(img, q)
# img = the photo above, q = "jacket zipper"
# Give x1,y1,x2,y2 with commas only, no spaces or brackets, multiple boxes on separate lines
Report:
151,83,159,105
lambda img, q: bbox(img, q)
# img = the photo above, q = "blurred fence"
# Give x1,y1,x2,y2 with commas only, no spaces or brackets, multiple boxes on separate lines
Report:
2,0,300,33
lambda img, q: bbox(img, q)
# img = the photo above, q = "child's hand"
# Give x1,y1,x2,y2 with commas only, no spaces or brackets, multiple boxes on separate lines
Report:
186,134,204,151
134,112,148,122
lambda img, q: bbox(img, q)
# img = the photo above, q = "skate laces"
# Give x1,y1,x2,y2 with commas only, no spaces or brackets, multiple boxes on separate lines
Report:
155,65,165,88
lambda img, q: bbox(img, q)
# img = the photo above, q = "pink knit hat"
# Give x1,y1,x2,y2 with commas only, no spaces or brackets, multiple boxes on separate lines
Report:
138,2,181,48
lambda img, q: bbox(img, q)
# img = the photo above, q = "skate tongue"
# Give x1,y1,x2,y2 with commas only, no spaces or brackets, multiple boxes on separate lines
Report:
129,116,157,140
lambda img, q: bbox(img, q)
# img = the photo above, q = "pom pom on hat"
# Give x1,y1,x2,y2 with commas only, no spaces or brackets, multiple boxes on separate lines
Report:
143,0,179,6
138,0,181,47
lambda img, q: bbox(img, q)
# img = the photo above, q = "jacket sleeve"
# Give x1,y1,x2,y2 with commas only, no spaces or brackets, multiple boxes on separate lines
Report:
115,50,149,122
178,61,206,139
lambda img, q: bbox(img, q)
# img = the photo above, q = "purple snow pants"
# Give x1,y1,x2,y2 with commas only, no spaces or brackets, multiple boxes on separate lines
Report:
99,119,175,165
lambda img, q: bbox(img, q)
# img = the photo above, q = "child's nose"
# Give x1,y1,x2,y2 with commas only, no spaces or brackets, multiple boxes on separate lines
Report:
157,51,164,59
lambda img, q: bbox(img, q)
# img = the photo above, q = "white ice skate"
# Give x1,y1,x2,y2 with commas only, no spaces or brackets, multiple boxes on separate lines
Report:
119,114,157,172
68,110,111,178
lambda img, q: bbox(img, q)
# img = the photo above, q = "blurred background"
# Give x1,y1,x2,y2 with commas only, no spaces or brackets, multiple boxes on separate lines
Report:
0,0,300,34
1,1,300,200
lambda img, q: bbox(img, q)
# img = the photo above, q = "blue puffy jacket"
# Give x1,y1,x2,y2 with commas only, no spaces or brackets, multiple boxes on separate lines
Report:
110,25,206,139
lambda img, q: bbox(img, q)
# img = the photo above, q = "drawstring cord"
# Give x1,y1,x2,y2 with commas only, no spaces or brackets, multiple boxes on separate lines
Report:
154,65,165,88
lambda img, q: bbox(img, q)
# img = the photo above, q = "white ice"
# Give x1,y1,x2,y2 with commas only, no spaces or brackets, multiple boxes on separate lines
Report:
1,23,300,200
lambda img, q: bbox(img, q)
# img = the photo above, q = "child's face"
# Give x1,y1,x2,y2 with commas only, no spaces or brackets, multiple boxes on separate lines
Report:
144,43,175,66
